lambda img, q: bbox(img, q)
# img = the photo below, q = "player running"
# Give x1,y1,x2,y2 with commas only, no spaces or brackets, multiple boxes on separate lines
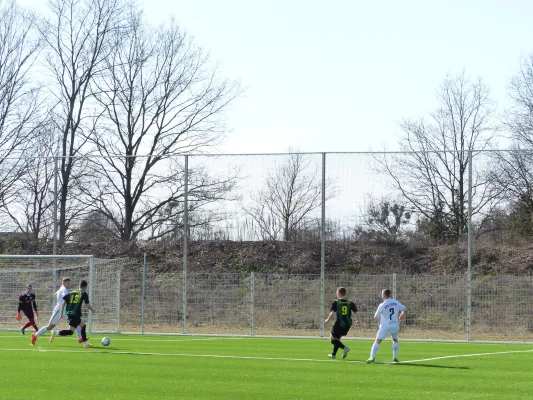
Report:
17,284,39,334
324,287,360,359
32,277,70,345
366,288,407,363
52,279,95,348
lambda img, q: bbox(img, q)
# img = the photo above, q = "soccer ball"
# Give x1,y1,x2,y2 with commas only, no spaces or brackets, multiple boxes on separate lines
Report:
101,337,111,346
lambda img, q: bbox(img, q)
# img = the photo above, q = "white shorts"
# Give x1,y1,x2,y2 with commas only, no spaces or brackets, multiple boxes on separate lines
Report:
48,306,66,325
376,325,400,340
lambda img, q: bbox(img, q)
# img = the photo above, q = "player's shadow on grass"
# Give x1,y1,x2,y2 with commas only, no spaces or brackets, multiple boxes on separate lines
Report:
395,363,469,370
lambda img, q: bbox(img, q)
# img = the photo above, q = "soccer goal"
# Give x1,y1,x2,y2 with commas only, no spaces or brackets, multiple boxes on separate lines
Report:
0,255,123,334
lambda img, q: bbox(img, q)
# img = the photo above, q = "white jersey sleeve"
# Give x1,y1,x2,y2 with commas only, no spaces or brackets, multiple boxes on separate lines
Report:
374,302,385,320
55,285,69,307
375,298,406,327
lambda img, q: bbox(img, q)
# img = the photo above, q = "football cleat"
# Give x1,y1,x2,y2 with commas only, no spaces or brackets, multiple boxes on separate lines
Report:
365,357,375,364
328,354,336,359
78,337,89,344
84,343,94,348
31,333,37,345
21,328,25,335
49,330,56,343
342,346,350,359
393,358,399,363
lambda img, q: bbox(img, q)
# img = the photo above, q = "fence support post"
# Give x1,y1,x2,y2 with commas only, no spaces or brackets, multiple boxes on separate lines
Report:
392,273,397,300
88,255,94,334
142,252,147,334
319,152,326,337
53,157,58,256
467,150,473,341
183,155,189,334
250,271,255,336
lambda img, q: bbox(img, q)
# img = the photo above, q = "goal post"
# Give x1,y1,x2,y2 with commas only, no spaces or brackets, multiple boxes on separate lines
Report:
0,255,122,334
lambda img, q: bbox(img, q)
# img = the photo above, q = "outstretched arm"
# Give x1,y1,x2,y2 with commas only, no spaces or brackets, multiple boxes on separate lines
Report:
325,311,336,323
84,293,95,313
16,296,23,321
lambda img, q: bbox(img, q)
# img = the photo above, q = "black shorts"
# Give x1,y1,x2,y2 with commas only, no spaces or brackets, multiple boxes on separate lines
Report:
68,316,82,328
22,310,35,320
331,324,351,338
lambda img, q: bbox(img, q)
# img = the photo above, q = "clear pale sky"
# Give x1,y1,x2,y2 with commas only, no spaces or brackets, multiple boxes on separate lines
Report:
18,0,533,153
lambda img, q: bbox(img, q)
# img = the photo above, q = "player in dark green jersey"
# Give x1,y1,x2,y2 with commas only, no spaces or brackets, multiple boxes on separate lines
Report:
324,287,360,359
53,280,95,348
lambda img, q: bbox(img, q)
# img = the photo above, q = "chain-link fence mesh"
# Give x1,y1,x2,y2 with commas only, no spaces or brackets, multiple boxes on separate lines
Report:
117,266,533,341
2,150,533,342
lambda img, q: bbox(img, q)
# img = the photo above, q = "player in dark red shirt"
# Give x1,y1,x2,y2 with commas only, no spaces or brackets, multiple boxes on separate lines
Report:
17,284,39,334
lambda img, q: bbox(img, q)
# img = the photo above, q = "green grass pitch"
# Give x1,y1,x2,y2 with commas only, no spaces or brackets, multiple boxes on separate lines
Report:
0,332,531,399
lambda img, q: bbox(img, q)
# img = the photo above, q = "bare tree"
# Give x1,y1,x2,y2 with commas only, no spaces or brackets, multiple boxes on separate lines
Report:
147,164,239,241
487,56,533,237
374,72,497,242
507,54,533,145
82,11,240,242
37,0,128,244
0,0,42,216
244,152,333,241
2,124,57,239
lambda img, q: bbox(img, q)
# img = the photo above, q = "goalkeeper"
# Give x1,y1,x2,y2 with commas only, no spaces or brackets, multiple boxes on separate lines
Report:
17,284,39,334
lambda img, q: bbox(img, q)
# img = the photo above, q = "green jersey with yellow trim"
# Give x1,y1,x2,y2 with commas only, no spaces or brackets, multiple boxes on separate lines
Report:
331,299,358,328
63,289,89,317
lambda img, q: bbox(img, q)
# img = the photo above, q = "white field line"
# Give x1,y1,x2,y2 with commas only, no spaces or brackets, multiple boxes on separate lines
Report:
0,347,368,363
0,346,532,365
2,330,533,345
0,336,243,343
111,337,245,342
401,349,533,364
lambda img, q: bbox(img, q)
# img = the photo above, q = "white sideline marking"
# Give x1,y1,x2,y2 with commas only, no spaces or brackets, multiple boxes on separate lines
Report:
0,335,242,343
1,346,532,365
401,349,533,364
100,337,245,343
0,347,367,363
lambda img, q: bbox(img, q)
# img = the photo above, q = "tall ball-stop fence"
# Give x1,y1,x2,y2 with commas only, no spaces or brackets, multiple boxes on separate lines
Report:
0,150,532,341
120,263,533,341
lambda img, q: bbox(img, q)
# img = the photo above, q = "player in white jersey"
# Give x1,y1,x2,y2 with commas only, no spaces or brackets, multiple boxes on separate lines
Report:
366,288,407,363
31,277,71,345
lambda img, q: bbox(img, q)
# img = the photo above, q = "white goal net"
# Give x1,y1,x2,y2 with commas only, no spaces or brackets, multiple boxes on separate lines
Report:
0,255,122,333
